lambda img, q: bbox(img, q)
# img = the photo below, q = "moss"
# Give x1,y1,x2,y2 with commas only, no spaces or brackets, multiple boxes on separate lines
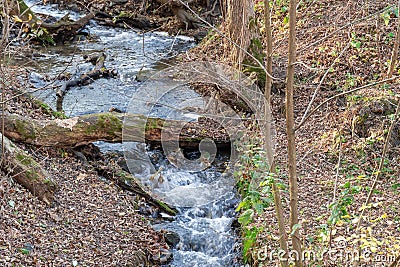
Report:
117,171,128,179
16,153,35,166
25,169,39,181
33,99,67,118
145,118,163,131
15,120,36,140
97,113,123,136
34,100,51,112
156,200,177,216
52,111,67,119
84,113,122,136
243,38,266,89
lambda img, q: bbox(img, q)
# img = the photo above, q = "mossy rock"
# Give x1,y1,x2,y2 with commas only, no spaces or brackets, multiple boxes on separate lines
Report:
352,98,398,138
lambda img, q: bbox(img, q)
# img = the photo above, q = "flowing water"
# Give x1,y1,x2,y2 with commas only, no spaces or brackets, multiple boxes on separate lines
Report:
24,1,242,266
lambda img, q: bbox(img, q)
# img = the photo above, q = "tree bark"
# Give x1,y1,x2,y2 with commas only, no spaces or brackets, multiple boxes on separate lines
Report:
1,112,233,148
225,0,257,69
0,133,57,205
263,1,289,266
286,0,303,266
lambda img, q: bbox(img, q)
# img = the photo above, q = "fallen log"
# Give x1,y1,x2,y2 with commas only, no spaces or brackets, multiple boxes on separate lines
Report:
95,163,177,216
41,13,95,44
1,112,233,148
0,133,57,205
7,0,94,44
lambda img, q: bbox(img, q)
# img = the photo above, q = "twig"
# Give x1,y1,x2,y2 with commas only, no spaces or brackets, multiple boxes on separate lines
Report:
292,61,322,71
299,5,393,52
298,42,351,128
328,137,343,248
295,76,399,131
356,100,400,230
332,140,343,202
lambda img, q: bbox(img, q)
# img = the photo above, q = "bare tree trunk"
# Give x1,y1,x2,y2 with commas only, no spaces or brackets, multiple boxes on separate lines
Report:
225,0,256,69
0,133,57,205
0,0,11,53
286,0,303,266
263,1,289,266
387,0,400,78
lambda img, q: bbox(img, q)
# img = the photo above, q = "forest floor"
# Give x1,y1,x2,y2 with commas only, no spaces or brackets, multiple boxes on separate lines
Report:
187,0,400,266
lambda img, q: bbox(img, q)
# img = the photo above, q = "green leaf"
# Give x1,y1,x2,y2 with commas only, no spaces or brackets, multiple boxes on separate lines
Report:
236,196,251,212
238,209,254,226
290,223,302,236
254,202,265,214
19,248,30,255
283,16,289,25
391,183,400,190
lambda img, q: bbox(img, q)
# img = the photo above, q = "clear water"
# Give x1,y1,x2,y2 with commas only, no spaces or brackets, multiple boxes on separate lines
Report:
26,0,195,117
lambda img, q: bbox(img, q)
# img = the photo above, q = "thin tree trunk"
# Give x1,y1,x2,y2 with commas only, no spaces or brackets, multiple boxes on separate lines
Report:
387,0,400,78
286,0,303,266
263,1,289,266
0,0,11,52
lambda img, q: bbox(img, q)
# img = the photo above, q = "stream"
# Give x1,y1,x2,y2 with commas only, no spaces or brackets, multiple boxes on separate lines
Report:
25,1,242,266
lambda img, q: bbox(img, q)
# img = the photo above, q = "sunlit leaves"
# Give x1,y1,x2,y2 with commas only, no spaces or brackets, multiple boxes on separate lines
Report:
239,209,254,226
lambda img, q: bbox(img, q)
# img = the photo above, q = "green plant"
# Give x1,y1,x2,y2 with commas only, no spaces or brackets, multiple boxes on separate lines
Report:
234,135,286,264
28,27,55,45
381,6,399,26
350,32,362,49
242,226,262,263
328,181,362,225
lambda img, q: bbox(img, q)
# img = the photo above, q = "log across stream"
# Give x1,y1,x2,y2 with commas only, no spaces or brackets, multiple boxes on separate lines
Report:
1,112,233,148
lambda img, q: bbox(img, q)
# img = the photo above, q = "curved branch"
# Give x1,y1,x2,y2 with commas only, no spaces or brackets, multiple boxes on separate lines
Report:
295,76,399,131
